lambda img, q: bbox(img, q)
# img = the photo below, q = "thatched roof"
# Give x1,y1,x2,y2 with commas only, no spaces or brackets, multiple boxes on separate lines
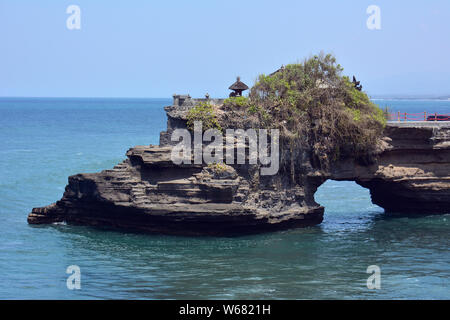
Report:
229,77,249,91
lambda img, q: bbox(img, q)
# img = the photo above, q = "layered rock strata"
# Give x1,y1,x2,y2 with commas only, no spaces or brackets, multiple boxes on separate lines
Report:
28,97,450,235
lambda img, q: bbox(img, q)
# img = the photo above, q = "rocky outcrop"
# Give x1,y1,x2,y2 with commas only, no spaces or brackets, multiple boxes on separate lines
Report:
28,97,450,235
354,124,450,214
28,144,323,235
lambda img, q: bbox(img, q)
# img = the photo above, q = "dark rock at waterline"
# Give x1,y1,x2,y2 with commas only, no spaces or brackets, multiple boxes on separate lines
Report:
28,97,450,235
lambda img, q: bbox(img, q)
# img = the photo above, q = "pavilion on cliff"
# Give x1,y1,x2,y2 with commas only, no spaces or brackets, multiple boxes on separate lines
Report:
228,77,249,97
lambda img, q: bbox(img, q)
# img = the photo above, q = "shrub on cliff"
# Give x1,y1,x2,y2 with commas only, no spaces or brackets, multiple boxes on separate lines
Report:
223,96,250,109
219,53,386,178
187,101,222,132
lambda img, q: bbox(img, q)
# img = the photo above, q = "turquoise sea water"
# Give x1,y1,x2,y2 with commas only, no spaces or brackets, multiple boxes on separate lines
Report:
0,98,448,299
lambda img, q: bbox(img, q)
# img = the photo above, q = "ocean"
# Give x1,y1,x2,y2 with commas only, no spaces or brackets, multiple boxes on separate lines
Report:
0,97,448,299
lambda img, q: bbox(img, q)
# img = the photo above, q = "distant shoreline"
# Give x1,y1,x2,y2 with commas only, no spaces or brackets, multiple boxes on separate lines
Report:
372,98,450,102
371,96,450,101
0,96,449,102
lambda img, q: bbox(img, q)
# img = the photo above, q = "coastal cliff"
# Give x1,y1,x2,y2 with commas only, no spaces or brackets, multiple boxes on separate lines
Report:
28,97,450,235
353,123,450,214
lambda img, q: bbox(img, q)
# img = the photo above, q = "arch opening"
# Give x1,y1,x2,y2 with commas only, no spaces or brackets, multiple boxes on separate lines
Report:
314,179,384,229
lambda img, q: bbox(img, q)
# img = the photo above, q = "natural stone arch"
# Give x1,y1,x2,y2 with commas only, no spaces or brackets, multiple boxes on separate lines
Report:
313,179,382,217
28,99,450,235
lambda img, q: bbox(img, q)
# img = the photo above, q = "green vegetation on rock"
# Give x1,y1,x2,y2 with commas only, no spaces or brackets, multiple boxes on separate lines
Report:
207,162,228,172
187,101,222,132
219,53,386,176
223,96,250,108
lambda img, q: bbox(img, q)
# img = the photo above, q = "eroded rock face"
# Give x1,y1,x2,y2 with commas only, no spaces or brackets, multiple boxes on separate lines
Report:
28,99,450,235
327,124,450,214
356,125,450,213
28,144,323,235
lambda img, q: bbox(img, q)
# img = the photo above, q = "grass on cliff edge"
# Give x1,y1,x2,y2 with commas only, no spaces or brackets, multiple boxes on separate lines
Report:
187,101,222,132
187,53,386,180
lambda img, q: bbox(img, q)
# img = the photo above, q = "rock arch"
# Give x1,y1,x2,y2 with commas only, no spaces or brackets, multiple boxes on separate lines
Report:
28,100,450,235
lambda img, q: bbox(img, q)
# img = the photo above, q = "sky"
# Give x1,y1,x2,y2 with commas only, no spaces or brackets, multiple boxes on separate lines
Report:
1,0,449,98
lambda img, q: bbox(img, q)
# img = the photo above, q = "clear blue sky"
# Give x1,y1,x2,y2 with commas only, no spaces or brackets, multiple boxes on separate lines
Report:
1,0,449,98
